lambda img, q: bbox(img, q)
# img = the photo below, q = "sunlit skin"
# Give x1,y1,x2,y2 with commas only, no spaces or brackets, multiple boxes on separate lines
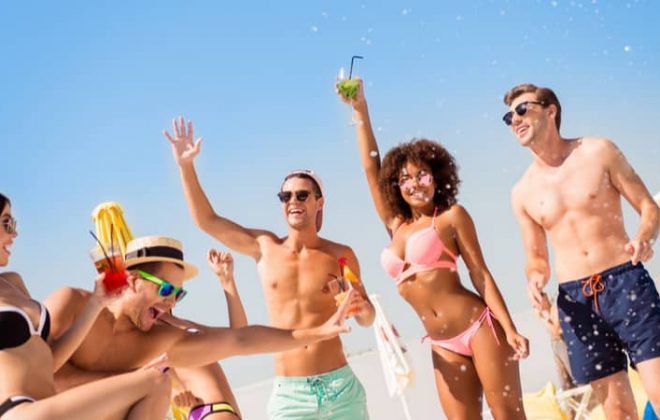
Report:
48,263,191,390
340,80,528,419
0,200,172,420
171,250,245,418
507,89,660,419
165,117,376,378
48,249,354,398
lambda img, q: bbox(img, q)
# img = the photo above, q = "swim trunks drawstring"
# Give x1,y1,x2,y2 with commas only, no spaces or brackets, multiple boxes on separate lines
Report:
308,376,337,408
581,273,605,314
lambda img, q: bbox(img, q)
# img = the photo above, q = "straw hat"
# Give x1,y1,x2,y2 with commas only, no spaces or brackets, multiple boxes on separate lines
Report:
282,169,325,232
124,236,198,281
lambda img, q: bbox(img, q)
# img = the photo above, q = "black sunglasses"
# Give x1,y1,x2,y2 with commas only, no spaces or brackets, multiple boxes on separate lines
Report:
502,101,546,126
277,190,317,203
1,216,17,235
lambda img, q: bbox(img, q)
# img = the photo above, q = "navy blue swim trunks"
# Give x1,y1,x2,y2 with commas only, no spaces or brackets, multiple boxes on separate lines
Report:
557,261,660,384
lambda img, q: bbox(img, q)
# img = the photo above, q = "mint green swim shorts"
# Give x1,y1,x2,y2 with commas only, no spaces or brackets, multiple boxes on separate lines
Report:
267,364,369,419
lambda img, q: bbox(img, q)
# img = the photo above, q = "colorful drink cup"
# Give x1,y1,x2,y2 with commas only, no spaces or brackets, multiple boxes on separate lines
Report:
90,245,127,293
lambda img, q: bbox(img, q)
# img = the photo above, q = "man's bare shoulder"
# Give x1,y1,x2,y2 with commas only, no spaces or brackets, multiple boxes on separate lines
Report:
256,230,286,246
511,174,531,202
317,237,354,258
577,136,617,154
46,287,92,313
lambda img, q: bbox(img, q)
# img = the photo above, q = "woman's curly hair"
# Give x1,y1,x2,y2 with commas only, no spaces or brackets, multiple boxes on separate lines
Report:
379,139,460,220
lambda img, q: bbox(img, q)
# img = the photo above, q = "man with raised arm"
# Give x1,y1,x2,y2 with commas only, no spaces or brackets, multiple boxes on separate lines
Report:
165,117,375,420
503,83,660,419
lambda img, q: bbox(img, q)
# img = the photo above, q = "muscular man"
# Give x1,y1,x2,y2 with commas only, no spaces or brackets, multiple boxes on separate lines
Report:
47,236,353,412
504,83,660,419
165,117,375,419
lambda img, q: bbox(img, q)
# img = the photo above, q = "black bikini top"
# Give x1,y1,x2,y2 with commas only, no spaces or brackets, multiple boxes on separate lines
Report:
0,301,51,350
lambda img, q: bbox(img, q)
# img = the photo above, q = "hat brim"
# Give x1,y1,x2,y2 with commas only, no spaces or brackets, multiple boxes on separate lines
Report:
125,256,198,281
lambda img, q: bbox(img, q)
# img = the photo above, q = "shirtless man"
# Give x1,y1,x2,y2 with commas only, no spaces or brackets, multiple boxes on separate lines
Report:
164,117,375,419
504,83,660,419
47,236,353,410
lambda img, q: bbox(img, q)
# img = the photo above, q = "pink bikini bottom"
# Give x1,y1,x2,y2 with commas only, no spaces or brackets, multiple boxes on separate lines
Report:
422,307,500,357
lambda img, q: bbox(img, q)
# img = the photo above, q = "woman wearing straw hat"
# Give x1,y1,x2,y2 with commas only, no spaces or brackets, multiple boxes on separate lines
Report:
338,81,528,419
0,192,174,420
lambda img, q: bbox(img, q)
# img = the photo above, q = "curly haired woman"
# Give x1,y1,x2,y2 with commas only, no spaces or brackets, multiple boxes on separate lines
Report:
338,81,529,419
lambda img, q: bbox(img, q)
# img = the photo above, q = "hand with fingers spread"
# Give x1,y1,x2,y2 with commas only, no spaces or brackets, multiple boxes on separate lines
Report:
625,237,655,265
163,116,203,166
315,289,355,341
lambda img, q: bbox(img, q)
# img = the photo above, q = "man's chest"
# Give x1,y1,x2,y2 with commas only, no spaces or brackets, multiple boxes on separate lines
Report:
257,249,342,307
71,325,160,371
524,163,611,228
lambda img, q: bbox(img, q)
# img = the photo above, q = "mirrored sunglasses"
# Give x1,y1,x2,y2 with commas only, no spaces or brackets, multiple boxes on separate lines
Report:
398,171,433,191
136,270,187,302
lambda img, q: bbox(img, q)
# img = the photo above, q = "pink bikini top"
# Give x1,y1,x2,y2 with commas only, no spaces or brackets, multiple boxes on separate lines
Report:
381,208,458,285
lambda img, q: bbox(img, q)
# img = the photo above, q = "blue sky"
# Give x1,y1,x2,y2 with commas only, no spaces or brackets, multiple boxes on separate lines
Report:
2,0,659,386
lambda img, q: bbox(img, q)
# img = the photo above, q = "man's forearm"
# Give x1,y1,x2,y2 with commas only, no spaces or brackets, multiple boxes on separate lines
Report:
54,362,121,392
179,162,216,228
637,199,660,244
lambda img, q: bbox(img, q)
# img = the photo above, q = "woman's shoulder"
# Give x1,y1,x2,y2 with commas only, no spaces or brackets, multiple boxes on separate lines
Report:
439,203,469,221
0,271,30,295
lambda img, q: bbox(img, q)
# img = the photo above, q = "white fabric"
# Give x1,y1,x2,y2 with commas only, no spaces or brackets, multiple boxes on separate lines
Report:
370,295,415,397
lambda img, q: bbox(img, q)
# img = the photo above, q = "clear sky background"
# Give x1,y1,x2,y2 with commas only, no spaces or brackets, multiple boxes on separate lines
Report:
2,0,659,387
